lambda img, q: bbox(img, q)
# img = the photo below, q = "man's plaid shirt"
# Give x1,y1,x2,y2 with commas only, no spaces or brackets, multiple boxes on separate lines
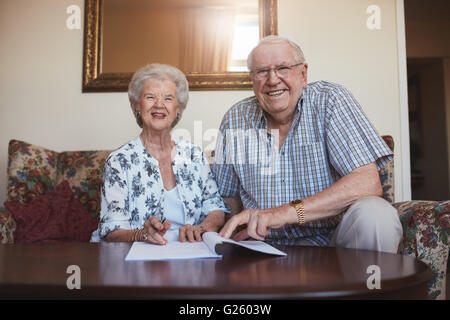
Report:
211,81,393,246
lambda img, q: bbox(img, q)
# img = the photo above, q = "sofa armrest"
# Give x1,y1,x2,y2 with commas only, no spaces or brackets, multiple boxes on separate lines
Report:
0,206,15,244
393,200,449,299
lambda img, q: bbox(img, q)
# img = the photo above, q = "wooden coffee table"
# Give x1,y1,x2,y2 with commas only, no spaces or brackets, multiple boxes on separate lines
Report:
0,242,433,299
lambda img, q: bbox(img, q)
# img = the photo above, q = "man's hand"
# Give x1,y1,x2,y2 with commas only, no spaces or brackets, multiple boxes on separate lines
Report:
219,205,296,241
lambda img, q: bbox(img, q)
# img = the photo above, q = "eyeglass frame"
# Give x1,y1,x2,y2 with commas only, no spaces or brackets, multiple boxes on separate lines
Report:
250,62,304,80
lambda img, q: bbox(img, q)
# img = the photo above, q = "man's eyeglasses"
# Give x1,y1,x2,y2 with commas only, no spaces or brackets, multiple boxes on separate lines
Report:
251,63,303,80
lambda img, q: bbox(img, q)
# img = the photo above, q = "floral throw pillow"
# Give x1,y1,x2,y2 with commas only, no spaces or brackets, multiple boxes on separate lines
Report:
4,180,99,243
7,140,58,204
0,207,15,244
395,200,450,300
56,150,111,220
380,135,394,203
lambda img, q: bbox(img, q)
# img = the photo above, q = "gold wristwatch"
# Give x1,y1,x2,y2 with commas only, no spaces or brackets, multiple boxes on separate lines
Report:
289,199,306,226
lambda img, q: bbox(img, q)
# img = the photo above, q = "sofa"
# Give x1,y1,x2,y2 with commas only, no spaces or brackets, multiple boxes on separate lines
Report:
1,137,449,299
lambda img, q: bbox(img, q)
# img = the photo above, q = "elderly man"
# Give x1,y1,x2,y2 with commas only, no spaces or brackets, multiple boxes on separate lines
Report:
212,36,402,253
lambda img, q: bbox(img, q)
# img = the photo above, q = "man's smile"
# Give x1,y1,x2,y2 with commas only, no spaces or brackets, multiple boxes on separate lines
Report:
266,89,287,97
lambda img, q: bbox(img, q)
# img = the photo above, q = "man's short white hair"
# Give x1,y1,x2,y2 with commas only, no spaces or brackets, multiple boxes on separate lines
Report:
247,35,306,70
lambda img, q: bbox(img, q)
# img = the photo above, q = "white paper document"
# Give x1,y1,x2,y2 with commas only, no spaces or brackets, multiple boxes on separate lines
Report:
125,231,286,261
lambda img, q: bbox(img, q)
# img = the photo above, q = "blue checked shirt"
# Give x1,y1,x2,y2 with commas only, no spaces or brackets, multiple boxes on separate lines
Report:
211,81,393,246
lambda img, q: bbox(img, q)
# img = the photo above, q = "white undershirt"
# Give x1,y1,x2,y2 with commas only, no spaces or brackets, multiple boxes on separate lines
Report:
163,186,185,233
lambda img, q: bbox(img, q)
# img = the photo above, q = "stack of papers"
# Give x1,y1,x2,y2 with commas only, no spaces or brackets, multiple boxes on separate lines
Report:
125,231,286,261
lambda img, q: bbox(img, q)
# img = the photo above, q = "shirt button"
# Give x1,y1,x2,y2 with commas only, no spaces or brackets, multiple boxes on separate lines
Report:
282,178,285,183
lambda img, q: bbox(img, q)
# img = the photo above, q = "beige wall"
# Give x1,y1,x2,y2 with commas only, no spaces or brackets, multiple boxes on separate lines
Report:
0,0,405,205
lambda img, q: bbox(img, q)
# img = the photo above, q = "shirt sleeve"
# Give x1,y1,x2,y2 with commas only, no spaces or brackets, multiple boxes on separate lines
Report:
325,85,393,177
199,150,230,218
210,116,242,198
97,154,132,239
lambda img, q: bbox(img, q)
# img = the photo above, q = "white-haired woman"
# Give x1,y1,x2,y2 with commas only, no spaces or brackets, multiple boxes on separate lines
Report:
91,63,228,244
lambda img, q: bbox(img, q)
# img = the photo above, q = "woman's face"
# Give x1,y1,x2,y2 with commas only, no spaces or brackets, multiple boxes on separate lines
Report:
136,78,180,132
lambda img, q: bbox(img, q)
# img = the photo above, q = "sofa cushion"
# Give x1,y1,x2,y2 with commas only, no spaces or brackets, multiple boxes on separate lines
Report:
0,207,15,244
56,150,111,220
6,139,111,221
7,140,58,204
380,135,394,203
394,200,449,300
379,159,394,203
4,180,99,243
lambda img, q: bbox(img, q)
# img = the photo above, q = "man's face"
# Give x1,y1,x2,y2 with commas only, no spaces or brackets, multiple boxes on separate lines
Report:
250,42,308,121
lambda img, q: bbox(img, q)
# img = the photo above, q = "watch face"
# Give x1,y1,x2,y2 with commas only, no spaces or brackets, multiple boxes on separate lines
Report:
291,199,302,205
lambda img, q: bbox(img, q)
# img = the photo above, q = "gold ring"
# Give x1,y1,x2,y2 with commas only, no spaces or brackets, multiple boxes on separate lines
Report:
142,232,148,241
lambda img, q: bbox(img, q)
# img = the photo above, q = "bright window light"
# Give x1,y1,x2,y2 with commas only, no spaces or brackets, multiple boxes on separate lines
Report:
231,23,259,60
229,23,259,71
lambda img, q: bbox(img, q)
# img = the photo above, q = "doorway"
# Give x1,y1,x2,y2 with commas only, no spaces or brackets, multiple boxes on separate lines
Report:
404,0,450,200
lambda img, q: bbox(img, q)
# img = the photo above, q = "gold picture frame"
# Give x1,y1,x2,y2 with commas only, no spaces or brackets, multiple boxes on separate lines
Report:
82,0,278,92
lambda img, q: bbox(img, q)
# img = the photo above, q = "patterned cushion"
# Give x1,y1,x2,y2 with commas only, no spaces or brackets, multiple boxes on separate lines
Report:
380,135,394,203
7,140,58,204
0,206,15,244
394,200,449,300
3,139,60,243
56,150,111,219
1,140,110,243
5,180,99,243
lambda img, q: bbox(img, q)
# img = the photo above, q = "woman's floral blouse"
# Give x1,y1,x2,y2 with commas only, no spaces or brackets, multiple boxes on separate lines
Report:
90,136,228,241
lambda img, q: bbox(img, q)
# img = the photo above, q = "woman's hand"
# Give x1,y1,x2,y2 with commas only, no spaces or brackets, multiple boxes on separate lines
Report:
138,216,172,245
178,210,225,242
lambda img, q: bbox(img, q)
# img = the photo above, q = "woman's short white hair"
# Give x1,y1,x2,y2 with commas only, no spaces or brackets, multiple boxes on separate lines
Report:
128,63,189,128
247,35,306,70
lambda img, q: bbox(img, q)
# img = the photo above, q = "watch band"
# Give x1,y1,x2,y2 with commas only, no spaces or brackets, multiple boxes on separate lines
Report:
296,202,306,226
290,199,306,226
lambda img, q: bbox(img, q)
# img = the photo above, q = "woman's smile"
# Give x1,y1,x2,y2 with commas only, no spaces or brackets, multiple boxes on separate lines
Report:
151,112,167,119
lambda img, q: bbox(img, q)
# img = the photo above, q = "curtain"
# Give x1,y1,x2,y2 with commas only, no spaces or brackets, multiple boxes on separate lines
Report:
178,7,236,73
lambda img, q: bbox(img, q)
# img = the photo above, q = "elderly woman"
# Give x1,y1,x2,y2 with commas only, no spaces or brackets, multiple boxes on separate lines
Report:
90,63,228,244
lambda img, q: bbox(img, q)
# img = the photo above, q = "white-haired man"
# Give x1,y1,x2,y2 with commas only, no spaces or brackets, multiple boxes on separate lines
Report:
213,36,402,253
